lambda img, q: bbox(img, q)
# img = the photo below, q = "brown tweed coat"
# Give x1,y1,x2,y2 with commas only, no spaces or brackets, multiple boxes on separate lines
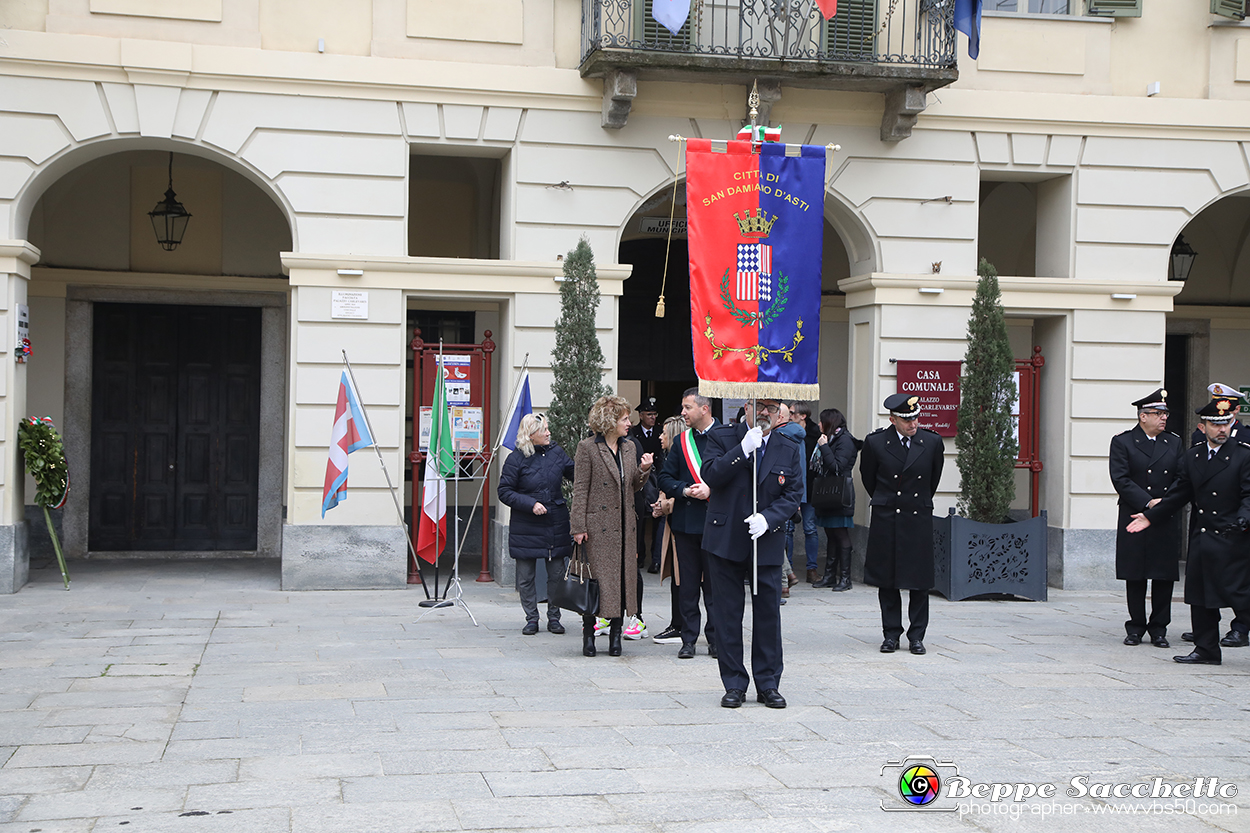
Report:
570,434,648,619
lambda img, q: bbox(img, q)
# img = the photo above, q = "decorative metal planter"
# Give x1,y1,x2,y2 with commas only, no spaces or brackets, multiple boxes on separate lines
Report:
932,508,1048,601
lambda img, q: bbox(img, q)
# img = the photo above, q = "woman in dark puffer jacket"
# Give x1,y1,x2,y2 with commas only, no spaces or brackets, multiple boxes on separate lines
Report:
498,413,576,635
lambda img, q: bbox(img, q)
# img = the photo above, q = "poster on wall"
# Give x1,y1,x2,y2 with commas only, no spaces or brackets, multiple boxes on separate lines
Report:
452,407,483,452
895,360,962,437
442,355,472,404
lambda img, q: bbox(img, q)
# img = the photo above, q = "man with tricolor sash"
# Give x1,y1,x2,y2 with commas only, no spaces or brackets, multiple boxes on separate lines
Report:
657,387,720,659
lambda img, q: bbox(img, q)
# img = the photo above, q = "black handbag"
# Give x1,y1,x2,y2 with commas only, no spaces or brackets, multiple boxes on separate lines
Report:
809,442,854,513
548,543,600,616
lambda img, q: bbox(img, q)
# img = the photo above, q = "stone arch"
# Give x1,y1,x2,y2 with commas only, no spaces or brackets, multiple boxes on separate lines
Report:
1172,188,1250,306
11,136,296,249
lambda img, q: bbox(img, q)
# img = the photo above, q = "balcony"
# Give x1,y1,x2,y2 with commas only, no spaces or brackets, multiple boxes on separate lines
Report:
581,0,959,139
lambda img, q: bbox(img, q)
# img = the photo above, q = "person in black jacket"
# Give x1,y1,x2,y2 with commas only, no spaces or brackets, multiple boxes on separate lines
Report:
860,393,945,656
656,387,720,658
812,408,859,591
630,398,664,574
1108,388,1180,648
498,413,575,635
1130,396,1250,665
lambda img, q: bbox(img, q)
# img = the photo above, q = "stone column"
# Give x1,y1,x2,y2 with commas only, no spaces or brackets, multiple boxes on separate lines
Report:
0,242,36,593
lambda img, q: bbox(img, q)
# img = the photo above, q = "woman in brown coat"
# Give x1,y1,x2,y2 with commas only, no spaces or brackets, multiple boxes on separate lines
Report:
571,395,653,657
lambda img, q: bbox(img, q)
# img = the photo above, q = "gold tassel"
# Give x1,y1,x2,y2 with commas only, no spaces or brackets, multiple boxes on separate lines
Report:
654,296,666,318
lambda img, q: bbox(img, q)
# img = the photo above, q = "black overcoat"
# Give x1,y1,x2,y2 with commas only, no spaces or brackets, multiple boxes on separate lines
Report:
700,423,804,565
657,420,719,536
497,444,575,561
859,426,945,590
1144,440,1250,610
1108,426,1180,581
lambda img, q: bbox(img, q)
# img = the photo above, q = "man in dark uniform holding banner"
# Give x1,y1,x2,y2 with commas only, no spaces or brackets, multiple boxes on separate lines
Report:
700,398,804,709
1109,388,1180,648
1130,396,1250,665
860,393,945,656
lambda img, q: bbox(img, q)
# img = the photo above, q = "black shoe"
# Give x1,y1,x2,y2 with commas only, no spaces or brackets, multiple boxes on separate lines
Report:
582,616,596,657
522,622,539,635
909,640,926,655
1174,651,1221,665
880,639,898,653
547,620,565,635
1123,633,1142,646
707,642,718,659
720,689,746,708
1151,635,1170,648
678,643,696,659
652,625,682,644
608,618,623,657
1182,632,1194,642
756,688,787,709
1220,630,1249,648
647,563,660,574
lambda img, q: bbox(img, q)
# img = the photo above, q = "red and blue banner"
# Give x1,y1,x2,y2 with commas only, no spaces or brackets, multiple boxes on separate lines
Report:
322,371,375,517
686,139,824,399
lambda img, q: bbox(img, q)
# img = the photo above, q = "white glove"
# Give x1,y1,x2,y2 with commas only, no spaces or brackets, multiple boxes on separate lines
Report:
746,513,767,540
740,426,764,456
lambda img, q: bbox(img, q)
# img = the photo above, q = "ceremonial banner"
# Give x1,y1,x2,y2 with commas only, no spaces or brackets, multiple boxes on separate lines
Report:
321,371,375,517
686,139,824,399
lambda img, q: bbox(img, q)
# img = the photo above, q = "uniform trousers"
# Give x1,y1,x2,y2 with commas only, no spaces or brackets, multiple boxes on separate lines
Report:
706,552,783,693
879,587,929,642
1124,579,1173,638
673,531,716,648
1190,605,1223,662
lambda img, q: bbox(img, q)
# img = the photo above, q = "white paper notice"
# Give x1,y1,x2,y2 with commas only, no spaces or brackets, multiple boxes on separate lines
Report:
331,291,369,320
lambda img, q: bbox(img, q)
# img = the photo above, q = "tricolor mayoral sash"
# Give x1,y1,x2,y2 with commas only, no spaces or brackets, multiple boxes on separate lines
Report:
686,139,824,399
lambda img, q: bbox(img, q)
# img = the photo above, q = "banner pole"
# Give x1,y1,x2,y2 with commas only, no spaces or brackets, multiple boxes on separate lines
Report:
751,396,758,596
343,350,430,599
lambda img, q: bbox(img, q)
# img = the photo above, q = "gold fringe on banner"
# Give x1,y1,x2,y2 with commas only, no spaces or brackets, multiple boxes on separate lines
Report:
697,380,821,400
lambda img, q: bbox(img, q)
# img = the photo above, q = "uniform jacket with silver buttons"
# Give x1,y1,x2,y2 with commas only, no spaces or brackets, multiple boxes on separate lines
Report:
859,425,945,590
1109,424,1180,581
1144,439,1250,611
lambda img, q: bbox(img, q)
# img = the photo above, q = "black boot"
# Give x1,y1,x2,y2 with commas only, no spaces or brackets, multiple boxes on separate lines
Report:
608,617,624,656
831,546,853,592
582,614,597,657
813,547,839,588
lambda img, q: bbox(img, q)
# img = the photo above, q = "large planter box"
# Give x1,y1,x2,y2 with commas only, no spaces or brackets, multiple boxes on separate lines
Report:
933,509,1048,601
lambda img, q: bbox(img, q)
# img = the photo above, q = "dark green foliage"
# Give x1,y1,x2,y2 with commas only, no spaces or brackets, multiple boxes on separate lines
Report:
548,238,611,454
956,259,1018,523
18,417,70,588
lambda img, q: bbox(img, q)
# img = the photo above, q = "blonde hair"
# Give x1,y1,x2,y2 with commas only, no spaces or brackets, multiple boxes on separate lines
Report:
514,413,547,457
662,415,684,447
588,394,631,437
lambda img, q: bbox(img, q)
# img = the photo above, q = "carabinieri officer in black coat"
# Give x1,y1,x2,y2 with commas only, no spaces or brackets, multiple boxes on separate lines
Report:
1108,388,1181,648
1130,396,1250,665
860,393,945,656
700,398,804,709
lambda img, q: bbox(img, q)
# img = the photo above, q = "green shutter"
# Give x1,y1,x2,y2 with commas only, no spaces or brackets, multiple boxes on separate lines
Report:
1212,0,1247,21
1084,0,1141,17
634,0,692,49
824,0,878,58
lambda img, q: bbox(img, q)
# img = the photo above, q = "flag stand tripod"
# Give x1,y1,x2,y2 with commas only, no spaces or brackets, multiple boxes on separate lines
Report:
417,464,477,624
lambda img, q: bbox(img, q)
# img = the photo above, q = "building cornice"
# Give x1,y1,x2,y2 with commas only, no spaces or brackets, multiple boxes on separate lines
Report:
840,273,1184,312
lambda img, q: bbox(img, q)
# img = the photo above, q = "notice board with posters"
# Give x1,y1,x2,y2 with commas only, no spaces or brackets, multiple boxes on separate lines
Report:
895,360,962,437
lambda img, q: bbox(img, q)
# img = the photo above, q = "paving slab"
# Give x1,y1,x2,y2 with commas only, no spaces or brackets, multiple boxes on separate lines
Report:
2,558,1249,832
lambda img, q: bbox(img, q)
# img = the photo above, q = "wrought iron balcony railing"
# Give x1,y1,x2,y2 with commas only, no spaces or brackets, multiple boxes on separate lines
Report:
581,0,957,83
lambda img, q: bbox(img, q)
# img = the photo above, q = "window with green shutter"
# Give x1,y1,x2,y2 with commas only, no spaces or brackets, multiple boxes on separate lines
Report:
1084,0,1141,17
1212,0,1247,21
634,0,693,50
824,0,878,59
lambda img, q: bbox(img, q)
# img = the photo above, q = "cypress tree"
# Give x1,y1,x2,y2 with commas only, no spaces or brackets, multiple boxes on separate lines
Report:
548,237,611,454
956,258,1018,523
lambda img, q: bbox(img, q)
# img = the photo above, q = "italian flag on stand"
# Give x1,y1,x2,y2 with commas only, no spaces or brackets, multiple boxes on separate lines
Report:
416,355,454,564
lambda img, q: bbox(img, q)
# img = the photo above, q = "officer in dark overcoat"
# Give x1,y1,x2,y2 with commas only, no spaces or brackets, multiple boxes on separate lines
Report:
1186,383,1250,649
700,398,804,709
1131,396,1250,665
860,393,945,656
1108,388,1181,648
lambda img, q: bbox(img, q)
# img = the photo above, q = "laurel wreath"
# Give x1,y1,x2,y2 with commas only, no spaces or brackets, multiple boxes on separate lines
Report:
719,268,790,329
17,417,70,588
702,314,805,365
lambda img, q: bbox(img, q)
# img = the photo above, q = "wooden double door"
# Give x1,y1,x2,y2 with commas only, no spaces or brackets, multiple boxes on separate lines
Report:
89,304,262,551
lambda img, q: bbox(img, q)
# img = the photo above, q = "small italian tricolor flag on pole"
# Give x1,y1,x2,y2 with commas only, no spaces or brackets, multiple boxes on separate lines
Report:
416,353,454,564
736,125,782,143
